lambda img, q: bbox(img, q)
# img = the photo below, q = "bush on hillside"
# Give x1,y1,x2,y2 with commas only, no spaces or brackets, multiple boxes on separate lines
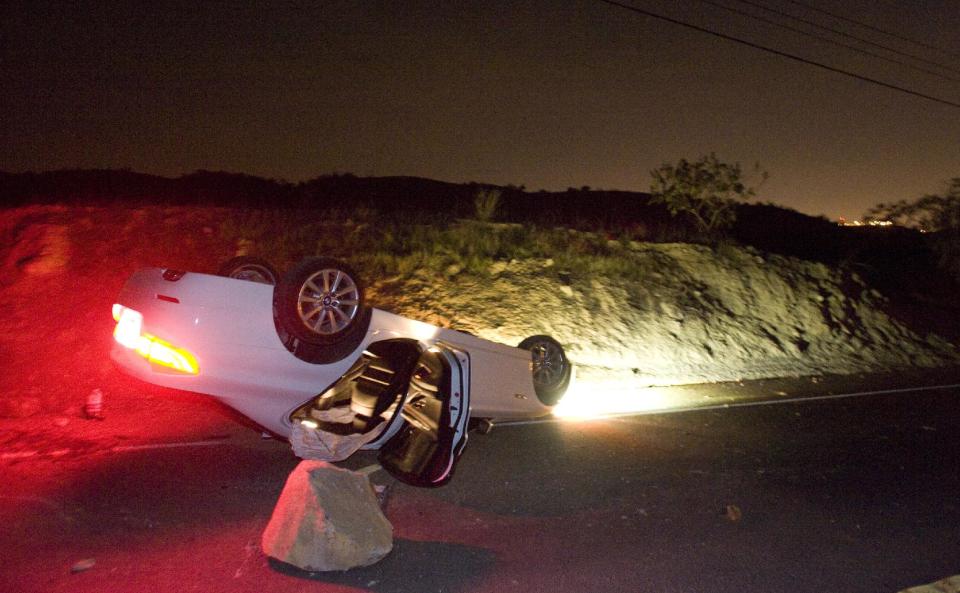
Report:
649,154,766,239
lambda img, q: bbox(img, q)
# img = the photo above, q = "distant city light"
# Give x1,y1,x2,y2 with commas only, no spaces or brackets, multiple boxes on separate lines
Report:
837,217,893,227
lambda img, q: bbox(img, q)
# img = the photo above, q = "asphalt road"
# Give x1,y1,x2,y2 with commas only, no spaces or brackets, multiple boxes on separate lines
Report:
2,370,960,593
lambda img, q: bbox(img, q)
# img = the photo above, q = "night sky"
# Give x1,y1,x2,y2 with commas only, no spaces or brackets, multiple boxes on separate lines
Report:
2,0,958,219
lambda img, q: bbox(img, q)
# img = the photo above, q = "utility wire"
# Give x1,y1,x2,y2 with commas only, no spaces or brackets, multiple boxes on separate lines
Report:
596,0,960,109
785,0,960,60
734,0,960,76
697,0,960,83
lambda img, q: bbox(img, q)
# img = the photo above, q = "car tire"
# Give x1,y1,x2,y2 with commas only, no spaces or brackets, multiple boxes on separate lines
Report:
273,257,371,364
518,335,572,406
217,256,279,285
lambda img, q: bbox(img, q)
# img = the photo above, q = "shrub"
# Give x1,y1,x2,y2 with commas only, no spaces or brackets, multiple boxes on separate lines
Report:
473,189,502,222
649,153,765,239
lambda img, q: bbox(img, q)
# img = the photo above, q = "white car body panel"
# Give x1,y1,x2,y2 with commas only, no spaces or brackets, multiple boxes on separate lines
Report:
111,268,552,437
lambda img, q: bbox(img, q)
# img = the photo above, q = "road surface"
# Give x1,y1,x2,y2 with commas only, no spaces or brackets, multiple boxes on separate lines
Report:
2,368,959,593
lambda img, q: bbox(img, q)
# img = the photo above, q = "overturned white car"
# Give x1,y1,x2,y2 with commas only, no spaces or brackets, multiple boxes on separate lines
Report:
111,257,572,486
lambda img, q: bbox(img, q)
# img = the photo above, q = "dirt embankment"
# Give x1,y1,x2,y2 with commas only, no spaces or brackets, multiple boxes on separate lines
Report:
372,243,958,386
1,205,957,422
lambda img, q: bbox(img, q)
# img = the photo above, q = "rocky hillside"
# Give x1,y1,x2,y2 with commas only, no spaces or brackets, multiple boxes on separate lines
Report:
0,204,957,422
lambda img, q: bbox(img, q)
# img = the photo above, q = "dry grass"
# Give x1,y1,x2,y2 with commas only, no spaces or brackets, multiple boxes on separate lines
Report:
218,209,656,282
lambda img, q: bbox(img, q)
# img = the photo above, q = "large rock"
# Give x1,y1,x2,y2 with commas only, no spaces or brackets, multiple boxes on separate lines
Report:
262,460,393,571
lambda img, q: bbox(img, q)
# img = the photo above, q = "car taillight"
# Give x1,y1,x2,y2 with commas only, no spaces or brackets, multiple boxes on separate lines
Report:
112,304,199,375
139,334,200,375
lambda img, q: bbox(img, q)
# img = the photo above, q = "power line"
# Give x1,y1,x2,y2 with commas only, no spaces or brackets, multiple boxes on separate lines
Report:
733,0,960,76
596,0,960,109
697,0,960,83
785,0,960,60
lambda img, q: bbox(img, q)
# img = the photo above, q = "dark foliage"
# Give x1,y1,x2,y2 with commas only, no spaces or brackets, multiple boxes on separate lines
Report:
0,169,688,235
0,168,295,207
0,168,948,294
866,178,960,283
649,153,765,238
733,201,940,292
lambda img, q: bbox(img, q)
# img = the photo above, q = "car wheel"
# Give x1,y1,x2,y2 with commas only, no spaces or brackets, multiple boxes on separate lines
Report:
274,257,369,347
518,335,571,406
217,256,279,285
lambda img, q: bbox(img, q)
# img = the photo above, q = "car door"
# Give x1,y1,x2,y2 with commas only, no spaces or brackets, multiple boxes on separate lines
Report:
378,343,470,487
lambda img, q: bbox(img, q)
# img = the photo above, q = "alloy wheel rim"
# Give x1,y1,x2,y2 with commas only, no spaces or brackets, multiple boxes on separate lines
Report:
531,341,565,387
297,268,360,334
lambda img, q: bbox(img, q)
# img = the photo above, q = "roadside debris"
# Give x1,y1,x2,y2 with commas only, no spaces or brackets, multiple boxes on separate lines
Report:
70,558,96,573
262,461,393,571
84,389,104,420
723,504,743,522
